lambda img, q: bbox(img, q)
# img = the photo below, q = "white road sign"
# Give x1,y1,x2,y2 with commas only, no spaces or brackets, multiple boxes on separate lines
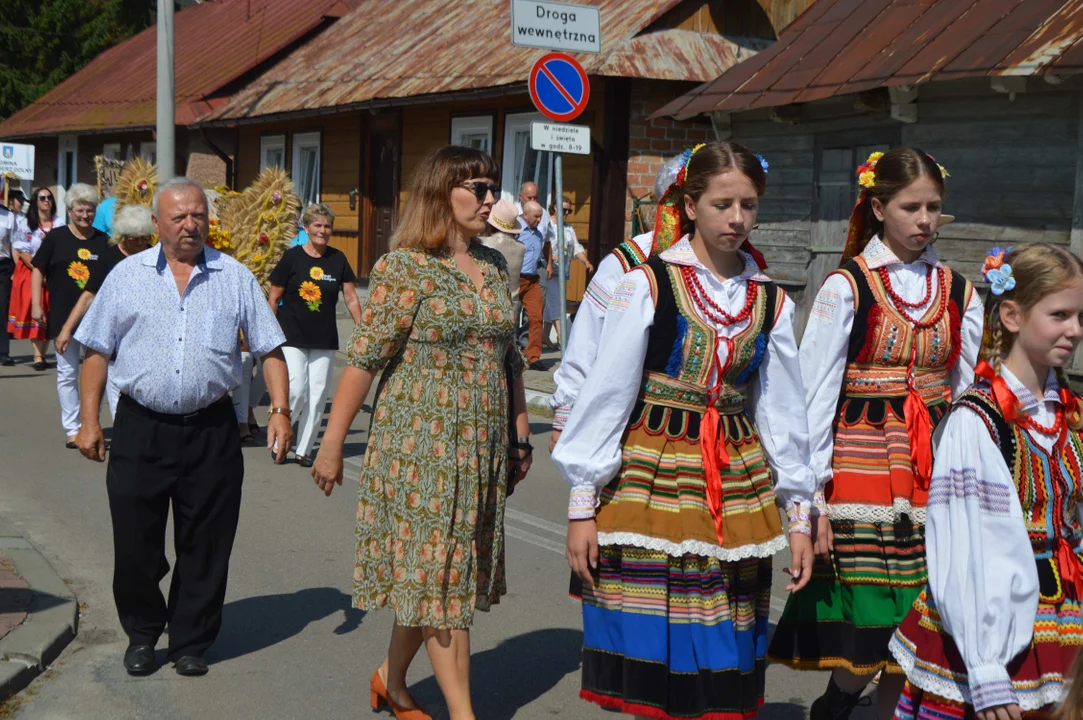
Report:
511,0,601,54
0,142,34,179
531,121,590,155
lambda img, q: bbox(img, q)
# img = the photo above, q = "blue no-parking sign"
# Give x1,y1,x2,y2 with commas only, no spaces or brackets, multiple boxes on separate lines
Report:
528,52,590,123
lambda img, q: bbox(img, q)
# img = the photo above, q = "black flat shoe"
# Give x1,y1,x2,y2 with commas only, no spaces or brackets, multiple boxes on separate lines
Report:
297,455,313,468
527,361,550,371
123,645,155,676
0,355,13,367
32,361,46,371
65,440,77,449
174,655,208,677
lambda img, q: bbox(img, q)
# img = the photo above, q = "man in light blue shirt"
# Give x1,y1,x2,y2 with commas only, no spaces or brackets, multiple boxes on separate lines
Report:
517,200,547,370
74,178,292,678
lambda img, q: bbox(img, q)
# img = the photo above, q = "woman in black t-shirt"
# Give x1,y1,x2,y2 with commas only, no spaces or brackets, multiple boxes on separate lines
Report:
268,204,362,466
30,183,110,447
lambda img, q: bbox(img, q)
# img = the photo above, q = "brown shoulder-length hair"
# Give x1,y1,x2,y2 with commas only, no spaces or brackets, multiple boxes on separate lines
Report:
856,148,943,247
391,146,500,252
678,142,767,236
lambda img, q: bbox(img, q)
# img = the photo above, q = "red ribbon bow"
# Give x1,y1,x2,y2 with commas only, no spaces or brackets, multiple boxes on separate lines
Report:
700,337,730,546
974,360,1020,422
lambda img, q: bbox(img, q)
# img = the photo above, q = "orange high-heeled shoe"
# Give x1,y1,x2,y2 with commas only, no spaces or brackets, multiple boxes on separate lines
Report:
369,668,432,720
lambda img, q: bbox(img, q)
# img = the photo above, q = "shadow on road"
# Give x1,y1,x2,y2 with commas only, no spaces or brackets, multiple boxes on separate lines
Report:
209,587,364,663
410,627,583,719
761,701,810,720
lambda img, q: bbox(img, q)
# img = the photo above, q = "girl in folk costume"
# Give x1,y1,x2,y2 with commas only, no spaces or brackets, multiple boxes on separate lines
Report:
767,148,985,720
553,142,816,720
890,245,1083,720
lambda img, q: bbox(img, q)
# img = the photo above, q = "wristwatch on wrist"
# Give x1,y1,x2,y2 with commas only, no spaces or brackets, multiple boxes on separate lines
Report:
268,407,291,420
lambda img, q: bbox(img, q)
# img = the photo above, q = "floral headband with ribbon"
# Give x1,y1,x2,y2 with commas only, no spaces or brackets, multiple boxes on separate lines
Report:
841,151,950,265
982,247,1015,295
651,143,769,269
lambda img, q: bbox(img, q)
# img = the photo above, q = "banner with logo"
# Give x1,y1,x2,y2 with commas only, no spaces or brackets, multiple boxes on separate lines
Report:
95,155,124,200
0,143,34,179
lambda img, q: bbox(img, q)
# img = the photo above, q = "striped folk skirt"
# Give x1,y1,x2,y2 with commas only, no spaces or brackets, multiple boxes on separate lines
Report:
579,402,786,720
768,397,939,674
890,587,1081,718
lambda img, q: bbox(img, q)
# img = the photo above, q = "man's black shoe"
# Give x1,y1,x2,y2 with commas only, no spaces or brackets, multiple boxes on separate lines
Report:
528,361,549,371
0,355,14,367
174,655,208,676
123,645,155,676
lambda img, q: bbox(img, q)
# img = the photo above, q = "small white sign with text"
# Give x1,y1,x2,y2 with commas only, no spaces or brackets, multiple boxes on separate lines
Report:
531,122,590,155
0,142,34,179
511,0,601,54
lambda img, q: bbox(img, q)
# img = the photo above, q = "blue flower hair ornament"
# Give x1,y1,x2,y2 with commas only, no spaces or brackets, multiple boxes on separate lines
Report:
982,246,1015,296
755,153,769,174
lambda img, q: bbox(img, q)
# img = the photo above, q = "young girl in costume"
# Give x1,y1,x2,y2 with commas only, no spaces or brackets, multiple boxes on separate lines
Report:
889,244,1083,720
768,148,985,720
553,142,816,720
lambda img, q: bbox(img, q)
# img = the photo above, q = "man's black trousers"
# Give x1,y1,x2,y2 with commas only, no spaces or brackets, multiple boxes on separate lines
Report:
107,394,243,659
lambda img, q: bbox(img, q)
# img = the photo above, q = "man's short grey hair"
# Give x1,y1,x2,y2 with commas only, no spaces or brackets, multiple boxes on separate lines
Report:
151,177,209,216
302,203,335,228
522,200,543,215
66,183,98,209
110,205,154,245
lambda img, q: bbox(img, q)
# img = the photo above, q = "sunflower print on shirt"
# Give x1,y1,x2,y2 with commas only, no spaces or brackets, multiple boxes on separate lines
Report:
309,266,325,281
68,261,90,289
77,248,91,260
299,280,322,311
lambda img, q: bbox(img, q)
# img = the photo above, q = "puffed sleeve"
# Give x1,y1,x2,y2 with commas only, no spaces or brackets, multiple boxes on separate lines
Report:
347,250,422,372
951,283,984,398
748,292,815,535
552,266,653,519
549,249,626,428
800,271,856,515
915,405,1037,710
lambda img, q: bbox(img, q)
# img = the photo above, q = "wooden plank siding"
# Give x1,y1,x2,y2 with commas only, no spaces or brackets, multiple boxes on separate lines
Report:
722,78,1080,339
236,114,362,271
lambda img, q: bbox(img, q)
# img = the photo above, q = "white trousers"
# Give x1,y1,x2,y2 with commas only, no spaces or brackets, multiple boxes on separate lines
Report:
283,347,335,458
106,360,121,421
55,339,82,437
231,351,266,423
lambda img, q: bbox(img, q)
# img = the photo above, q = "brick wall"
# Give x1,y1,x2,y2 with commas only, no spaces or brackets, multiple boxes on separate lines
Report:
626,81,715,237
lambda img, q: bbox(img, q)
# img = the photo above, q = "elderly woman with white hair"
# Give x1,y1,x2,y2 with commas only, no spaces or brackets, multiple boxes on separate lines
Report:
31,183,111,447
267,203,362,466
55,204,155,420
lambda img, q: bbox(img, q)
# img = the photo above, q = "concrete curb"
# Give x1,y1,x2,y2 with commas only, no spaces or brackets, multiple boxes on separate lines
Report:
0,521,78,701
525,389,555,419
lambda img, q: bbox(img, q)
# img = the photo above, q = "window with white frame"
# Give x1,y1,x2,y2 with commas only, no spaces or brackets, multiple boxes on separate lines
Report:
259,135,286,171
139,142,157,164
101,143,121,160
451,115,493,153
501,112,552,208
291,132,321,207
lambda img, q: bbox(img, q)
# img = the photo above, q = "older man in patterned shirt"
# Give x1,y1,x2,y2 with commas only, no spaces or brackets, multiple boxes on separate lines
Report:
74,177,293,678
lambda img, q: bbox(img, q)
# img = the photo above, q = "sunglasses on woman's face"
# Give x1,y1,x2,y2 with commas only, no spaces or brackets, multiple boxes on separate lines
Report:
37,195,53,202
562,207,572,214
463,181,498,202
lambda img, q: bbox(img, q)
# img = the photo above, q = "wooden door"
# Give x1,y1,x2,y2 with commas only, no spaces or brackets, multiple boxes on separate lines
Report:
362,114,401,276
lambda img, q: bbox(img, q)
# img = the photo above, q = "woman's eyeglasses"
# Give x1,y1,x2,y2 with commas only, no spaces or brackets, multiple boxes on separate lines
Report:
463,181,498,202
37,195,53,202
562,207,572,214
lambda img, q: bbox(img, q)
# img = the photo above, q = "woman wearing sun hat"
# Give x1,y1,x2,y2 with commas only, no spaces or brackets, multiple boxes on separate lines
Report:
479,198,527,310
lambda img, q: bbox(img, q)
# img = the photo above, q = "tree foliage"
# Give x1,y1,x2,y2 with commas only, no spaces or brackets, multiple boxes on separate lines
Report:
0,0,153,121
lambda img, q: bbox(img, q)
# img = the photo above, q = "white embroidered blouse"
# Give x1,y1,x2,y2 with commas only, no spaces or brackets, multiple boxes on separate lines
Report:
551,237,815,533
549,232,653,429
801,237,984,504
890,367,1072,712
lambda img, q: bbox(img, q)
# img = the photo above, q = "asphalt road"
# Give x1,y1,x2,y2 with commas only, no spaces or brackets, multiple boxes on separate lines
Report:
0,337,867,719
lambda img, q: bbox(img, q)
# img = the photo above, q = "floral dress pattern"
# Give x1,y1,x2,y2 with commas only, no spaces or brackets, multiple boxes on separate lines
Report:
348,242,524,629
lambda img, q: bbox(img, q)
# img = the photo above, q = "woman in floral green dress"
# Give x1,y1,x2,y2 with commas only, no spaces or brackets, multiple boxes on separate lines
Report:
311,146,531,720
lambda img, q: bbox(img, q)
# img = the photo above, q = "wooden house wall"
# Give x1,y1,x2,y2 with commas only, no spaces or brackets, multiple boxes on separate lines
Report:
725,78,1081,337
236,114,363,270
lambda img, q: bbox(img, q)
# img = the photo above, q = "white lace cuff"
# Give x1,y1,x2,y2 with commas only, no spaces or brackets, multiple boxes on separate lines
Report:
969,665,1017,711
811,490,828,518
552,406,570,431
568,488,596,520
786,501,811,536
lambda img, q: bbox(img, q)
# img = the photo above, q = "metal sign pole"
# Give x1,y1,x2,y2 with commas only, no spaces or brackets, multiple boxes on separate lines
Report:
554,153,569,355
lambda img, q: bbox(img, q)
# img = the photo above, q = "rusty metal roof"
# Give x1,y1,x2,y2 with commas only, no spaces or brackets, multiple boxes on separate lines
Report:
198,0,761,123
654,0,1083,119
0,0,360,139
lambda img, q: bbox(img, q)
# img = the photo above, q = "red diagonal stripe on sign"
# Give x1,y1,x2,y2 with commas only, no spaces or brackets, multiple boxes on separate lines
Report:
539,63,579,109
